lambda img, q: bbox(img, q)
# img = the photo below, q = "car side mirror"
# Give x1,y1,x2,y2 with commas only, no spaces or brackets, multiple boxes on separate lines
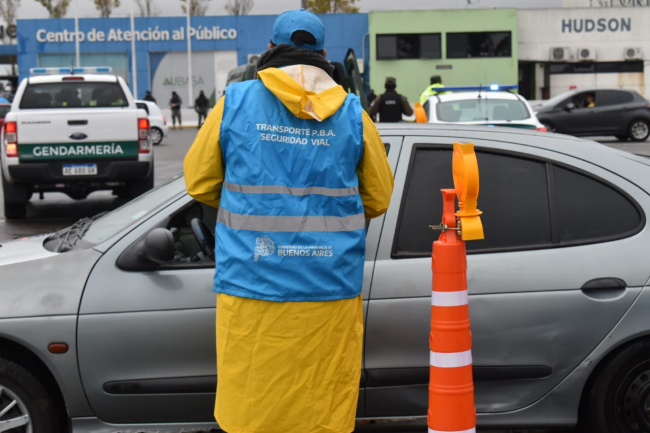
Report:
138,228,174,264
565,102,576,111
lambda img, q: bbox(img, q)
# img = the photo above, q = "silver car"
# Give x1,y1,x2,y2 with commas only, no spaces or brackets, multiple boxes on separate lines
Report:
1,124,649,433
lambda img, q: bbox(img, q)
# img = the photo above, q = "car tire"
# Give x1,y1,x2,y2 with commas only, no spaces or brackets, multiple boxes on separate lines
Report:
2,174,30,219
581,340,650,433
126,164,154,199
0,356,66,432
151,127,164,145
628,119,650,142
542,122,556,133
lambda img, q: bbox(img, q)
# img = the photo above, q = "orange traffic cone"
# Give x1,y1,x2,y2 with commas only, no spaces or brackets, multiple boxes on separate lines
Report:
428,142,483,433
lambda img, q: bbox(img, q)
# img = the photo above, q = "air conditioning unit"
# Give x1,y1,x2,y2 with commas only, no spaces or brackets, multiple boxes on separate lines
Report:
577,47,596,61
247,53,261,64
550,47,571,62
624,47,643,60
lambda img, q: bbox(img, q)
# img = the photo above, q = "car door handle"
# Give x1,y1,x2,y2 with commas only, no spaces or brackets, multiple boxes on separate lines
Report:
581,277,626,291
68,120,88,126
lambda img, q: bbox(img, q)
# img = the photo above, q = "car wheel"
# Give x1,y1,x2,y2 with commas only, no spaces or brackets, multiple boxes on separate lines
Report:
582,340,650,433
628,119,650,142
0,356,66,432
151,127,163,145
542,122,556,133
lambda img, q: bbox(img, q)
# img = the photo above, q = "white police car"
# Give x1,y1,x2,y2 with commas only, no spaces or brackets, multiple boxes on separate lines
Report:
422,85,547,132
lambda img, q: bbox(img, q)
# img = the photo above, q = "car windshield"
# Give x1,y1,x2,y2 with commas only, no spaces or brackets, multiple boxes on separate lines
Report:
80,175,186,245
437,98,530,122
19,81,128,109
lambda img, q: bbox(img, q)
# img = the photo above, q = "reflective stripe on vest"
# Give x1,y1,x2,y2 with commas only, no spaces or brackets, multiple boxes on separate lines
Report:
224,181,359,197
218,208,366,233
215,79,366,302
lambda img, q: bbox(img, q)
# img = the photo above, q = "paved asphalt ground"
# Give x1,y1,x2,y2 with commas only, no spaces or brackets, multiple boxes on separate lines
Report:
0,129,646,432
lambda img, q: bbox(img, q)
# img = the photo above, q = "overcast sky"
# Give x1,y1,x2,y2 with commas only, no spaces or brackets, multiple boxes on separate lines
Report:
15,0,564,20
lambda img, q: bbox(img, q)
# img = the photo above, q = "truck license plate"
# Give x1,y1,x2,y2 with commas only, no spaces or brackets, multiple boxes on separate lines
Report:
63,164,98,176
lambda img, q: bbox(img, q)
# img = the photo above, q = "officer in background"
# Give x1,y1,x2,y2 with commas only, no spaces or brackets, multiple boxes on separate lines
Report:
143,90,156,103
368,77,413,123
419,75,449,104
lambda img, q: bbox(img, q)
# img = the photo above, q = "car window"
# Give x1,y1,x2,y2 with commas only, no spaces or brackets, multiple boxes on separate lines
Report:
164,201,217,266
596,90,634,107
393,147,552,257
553,166,641,242
393,146,643,258
569,92,597,109
436,99,530,122
136,102,150,114
19,81,128,109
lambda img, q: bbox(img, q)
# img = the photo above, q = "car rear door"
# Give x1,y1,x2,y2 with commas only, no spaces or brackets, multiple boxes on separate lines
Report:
594,90,635,134
364,133,650,419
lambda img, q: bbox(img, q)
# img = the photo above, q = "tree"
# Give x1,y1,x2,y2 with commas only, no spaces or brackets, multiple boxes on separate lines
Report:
0,0,20,26
135,0,160,16
305,0,358,13
180,0,210,16
224,0,253,15
34,0,69,17
94,0,120,17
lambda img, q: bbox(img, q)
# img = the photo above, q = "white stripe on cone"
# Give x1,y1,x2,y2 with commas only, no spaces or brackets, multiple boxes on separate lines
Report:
431,289,469,307
428,428,476,433
430,349,473,368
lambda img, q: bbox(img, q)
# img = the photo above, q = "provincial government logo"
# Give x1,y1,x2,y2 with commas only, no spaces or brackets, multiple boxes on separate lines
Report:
254,236,275,262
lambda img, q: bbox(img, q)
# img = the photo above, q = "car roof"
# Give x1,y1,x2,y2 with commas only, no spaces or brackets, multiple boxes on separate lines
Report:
374,123,650,190
27,74,118,84
434,91,522,102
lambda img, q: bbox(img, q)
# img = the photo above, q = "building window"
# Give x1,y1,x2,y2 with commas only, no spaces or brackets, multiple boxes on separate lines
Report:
446,32,512,58
549,61,643,74
376,33,441,60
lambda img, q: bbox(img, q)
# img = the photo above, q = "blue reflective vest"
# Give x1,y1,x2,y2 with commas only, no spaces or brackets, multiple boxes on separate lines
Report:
215,80,366,302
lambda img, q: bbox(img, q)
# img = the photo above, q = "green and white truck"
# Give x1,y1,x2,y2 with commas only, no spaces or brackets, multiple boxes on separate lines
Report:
1,67,153,219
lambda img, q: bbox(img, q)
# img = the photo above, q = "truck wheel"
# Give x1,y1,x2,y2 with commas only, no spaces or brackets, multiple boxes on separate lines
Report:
126,166,154,199
4,201,26,219
2,174,29,219
0,356,67,433
581,340,650,433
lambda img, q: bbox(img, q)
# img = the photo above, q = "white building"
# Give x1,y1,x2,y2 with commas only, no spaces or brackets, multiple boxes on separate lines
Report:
518,7,650,99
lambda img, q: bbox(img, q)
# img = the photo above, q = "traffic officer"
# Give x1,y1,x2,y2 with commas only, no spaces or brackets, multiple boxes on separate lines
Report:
419,75,450,104
367,77,414,122
184,8,393,433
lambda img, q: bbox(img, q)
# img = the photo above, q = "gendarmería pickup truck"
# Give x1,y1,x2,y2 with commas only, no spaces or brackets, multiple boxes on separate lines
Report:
1,67,153,219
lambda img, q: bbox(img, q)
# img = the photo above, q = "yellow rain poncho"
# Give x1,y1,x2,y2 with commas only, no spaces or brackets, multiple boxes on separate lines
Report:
184,64,393,433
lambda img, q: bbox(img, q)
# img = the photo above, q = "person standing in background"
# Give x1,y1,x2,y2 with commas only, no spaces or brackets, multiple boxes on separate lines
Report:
170,91,182,128
195,90,210,128
143,90,156,103
368,77,413,123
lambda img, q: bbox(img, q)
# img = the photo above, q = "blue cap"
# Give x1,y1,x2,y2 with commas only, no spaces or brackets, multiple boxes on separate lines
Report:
271,9,325,51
